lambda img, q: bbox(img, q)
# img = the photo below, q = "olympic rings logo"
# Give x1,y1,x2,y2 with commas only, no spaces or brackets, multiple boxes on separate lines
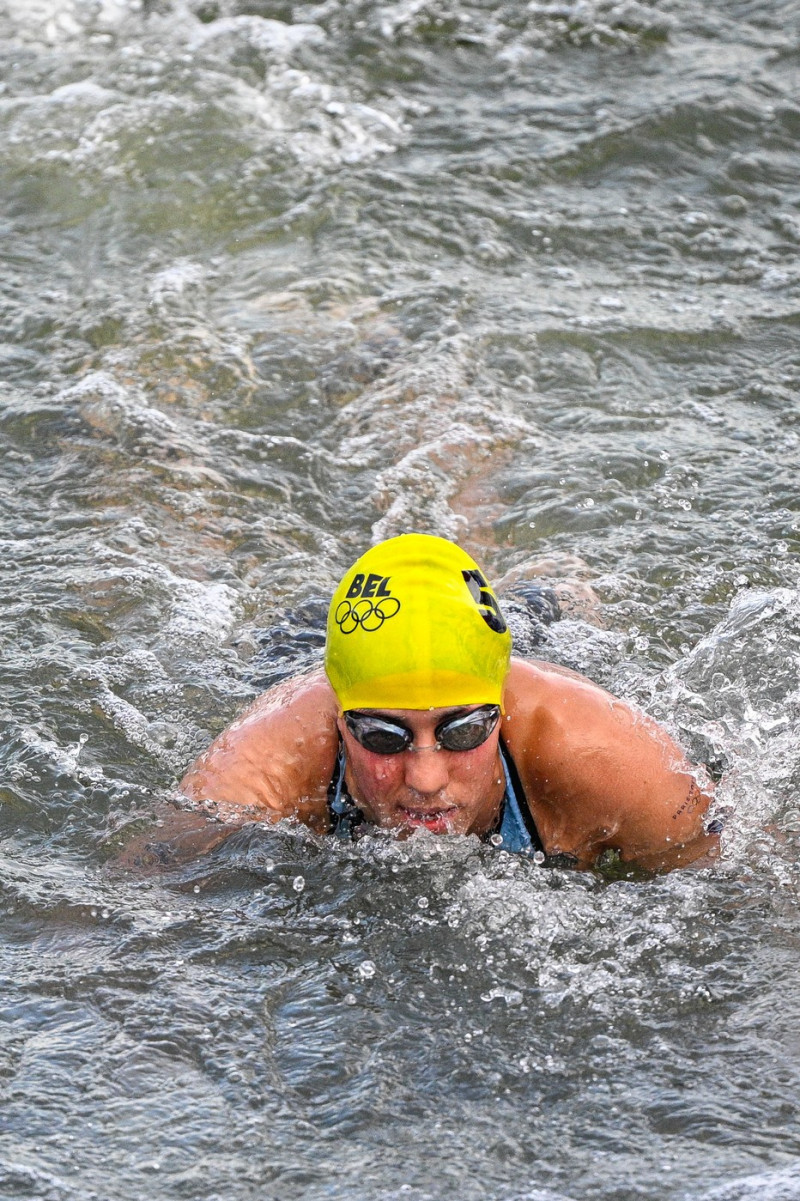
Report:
334,596,401,634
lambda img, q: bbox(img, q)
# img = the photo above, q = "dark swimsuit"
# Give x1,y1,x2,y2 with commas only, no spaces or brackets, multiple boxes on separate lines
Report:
327,738,545,856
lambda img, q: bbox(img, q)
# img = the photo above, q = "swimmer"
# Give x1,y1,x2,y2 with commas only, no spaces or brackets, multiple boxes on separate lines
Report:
170,534,719,873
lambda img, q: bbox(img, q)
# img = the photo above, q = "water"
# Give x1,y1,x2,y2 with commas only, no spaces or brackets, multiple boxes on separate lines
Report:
2,0,800,1197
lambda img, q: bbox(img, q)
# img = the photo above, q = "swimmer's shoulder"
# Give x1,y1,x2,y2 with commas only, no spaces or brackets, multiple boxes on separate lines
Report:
504,655,612,719
504,655,671,759
180,668,339,828
233,667,338,728
502,655,656,810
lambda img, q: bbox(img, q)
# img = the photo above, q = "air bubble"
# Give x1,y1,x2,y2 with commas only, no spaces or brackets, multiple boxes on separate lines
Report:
293,875,305,892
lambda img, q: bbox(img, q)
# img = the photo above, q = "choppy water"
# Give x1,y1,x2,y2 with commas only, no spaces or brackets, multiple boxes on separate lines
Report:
2,0,800,1197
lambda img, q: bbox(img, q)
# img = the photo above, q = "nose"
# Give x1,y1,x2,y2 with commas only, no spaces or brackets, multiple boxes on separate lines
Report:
402,746,450,796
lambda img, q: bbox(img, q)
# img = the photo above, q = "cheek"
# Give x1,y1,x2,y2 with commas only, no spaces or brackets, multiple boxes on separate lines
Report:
351,751,403,799
459,742,497,778
448,743,502,799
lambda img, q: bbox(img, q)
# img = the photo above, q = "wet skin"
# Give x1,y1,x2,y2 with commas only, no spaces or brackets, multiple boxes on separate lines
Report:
338,706,507,837
127,659,720,874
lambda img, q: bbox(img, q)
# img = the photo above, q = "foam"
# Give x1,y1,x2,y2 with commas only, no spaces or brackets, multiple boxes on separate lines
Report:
186,14,326,57
696,1163,800,1201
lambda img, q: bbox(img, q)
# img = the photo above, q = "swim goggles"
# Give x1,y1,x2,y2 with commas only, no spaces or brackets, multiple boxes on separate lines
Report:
343,705,501,755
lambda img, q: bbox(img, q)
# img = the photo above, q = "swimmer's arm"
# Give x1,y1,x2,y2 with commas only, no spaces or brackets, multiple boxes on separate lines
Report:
504,659,719,872
179,669,339,831
111,671,340,873
588,752,719,873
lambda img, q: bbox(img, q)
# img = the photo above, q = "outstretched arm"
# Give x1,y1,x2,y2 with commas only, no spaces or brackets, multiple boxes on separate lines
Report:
503,659,719,872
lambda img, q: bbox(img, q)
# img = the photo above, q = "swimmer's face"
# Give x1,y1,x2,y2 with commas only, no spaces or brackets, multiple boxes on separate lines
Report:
337,705,505,837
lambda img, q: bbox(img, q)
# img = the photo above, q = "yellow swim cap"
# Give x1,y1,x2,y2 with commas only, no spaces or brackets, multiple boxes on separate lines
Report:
325,533,511,711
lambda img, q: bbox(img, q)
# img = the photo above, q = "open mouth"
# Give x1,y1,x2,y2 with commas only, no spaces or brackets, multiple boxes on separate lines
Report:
399,806,458,833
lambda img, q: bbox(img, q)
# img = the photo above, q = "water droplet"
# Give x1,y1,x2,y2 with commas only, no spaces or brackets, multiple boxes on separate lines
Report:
533,850,546,865
293,875,305,892
417,895,429,908
490,833,503,847
344,993,357,1005
358,960,376,979
481,986,524,1006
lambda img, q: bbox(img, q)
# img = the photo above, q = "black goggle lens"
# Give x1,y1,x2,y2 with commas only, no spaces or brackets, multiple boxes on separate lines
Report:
436,705,501,751
344,705,500,755
344,713,412,754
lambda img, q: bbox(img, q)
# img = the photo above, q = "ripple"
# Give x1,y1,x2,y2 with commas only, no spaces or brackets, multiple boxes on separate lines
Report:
3,0,800,1196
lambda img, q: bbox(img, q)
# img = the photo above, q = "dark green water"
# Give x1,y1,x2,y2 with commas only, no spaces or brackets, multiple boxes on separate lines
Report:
2,1,800,1197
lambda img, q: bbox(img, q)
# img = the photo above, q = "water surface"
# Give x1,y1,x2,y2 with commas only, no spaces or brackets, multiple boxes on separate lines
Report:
2,1,800,1197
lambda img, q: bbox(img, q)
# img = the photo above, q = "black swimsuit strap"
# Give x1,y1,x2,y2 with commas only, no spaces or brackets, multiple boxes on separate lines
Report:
327,743,366,839
498,737,546,855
